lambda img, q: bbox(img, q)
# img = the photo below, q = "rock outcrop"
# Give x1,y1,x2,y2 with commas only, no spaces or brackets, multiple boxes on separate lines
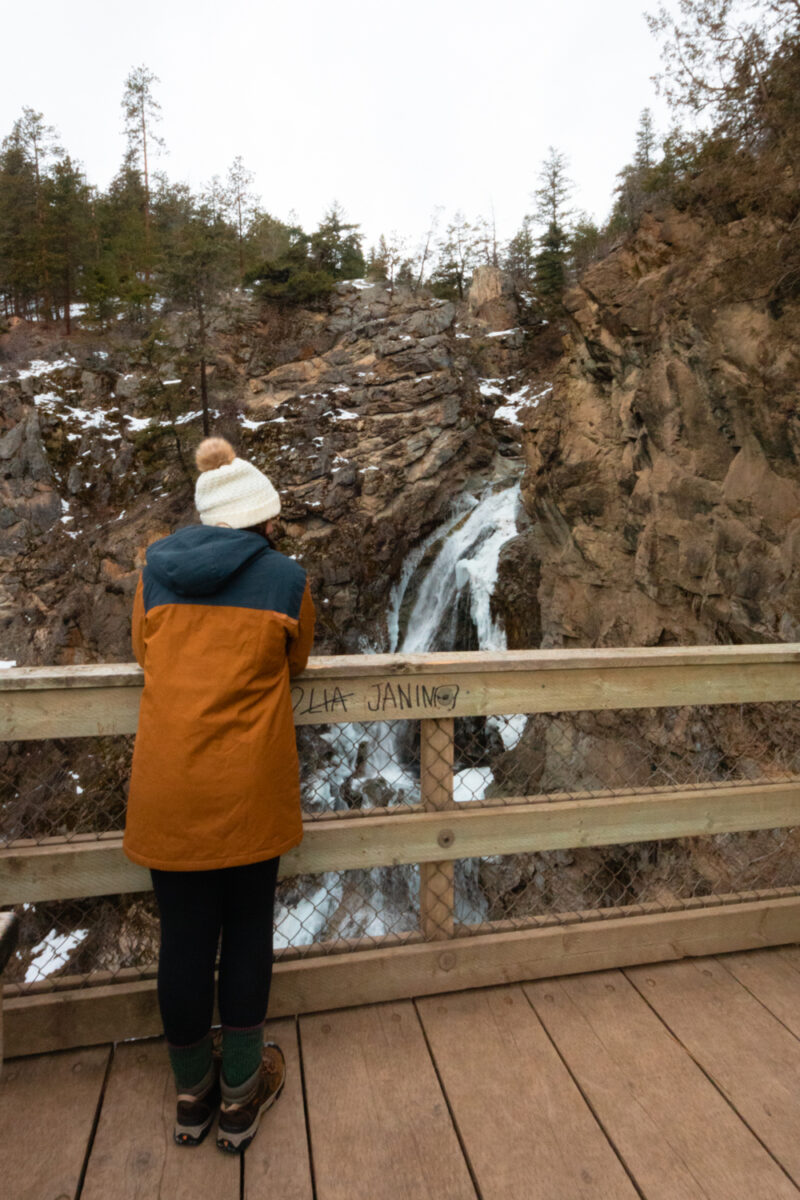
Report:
519,208,800,649
0,281,504,664
467,265,518,332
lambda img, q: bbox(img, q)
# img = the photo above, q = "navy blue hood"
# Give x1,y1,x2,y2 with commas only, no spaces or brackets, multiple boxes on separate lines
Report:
146,525,269,598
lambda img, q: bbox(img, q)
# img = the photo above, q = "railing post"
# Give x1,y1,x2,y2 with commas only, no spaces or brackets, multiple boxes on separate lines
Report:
419,717,455,940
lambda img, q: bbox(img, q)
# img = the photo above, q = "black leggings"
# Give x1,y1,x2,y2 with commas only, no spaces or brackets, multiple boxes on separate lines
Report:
150,857,280,1046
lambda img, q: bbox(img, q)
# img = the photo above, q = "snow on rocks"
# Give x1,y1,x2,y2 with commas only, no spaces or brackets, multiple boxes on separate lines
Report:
0,355,78,383
478,377,553,427
25,927,88,983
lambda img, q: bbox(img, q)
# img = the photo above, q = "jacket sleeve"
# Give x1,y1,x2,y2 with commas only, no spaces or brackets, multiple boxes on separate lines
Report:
132,574,145,668
287,579,315,677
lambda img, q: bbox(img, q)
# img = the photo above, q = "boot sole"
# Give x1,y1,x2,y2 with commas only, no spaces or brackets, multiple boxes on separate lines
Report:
174,1111,216,1146
216,1075,285,1154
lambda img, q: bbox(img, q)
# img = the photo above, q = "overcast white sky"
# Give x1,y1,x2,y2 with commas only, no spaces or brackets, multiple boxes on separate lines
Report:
2,0,674,251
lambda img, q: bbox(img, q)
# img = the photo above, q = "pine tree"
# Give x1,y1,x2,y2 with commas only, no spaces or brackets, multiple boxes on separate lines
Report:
247,222,336,306
247,209,294,267
366,238,389,282
532,146,574,235
44,156,92,333
163,189,237,435
607,111,665,236
121,65,165,285
226,156,256,283
569,214,602,278
504,215,536,293
531,147,574,311
0,127,38,316
94,154,150,322
309,202,365,280
0,109,62,318
635,108,657,168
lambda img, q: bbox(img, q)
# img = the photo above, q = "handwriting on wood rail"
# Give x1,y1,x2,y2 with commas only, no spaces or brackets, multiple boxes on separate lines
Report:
291,680,461,719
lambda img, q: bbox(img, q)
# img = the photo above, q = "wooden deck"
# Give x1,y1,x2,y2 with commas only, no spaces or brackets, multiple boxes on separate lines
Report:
4,946,800,1199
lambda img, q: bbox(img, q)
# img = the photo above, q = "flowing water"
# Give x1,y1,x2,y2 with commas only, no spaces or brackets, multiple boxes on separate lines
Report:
274,479,525,947
393,483,521,654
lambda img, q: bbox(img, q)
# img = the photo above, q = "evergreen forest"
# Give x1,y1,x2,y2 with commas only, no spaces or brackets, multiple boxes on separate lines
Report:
1,1,798,334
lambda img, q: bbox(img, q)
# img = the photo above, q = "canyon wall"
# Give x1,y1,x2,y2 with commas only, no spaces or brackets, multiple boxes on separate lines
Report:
514,207,800,650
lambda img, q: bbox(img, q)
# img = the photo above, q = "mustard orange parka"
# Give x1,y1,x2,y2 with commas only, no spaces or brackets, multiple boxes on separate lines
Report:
124,525,315,872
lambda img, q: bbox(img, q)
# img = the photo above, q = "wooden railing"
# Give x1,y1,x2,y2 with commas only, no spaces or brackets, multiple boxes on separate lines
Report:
2,644,800,1057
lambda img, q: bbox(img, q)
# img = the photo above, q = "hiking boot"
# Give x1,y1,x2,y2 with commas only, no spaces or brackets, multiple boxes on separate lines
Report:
174,1058,221,1146
216,1042,286,1154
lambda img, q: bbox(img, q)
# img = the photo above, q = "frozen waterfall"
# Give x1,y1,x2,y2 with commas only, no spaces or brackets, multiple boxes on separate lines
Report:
275,480,525,947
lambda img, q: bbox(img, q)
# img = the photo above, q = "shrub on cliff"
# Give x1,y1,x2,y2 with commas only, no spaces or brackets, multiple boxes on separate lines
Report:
247,203,365,306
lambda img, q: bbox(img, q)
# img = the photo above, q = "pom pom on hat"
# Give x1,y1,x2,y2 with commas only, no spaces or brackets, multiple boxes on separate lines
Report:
196,437,235,472
194,436,281,528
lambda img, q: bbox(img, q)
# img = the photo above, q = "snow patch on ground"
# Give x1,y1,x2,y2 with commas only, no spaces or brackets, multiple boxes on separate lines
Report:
454,767,494,804
25,928,88,982
1,355,77,383
35,394,116,430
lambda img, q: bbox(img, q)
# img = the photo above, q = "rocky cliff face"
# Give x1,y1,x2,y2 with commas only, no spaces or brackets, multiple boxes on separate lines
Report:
0,278,537,666
517,208,800,650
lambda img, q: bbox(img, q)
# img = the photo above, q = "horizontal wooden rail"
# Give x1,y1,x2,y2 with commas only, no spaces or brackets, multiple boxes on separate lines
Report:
3,779,799,905
6,893,800,1057
4,645,800,1058
2,644,800,739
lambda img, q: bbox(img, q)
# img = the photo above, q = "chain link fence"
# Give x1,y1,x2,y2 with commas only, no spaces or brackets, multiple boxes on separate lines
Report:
3,699,800,994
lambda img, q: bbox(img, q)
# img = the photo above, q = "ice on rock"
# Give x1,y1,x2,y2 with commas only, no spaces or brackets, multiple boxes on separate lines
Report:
283,483,527,948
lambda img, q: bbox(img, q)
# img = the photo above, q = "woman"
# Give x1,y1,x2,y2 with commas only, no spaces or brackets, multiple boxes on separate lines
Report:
124,435,315,1153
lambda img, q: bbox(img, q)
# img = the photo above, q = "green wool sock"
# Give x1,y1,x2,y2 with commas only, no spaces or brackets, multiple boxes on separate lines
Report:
168,1032,214,1092
222,1025,264,1088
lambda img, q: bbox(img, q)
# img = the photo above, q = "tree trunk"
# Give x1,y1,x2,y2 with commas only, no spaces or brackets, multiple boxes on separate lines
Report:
199,297,210,436
237,196,245,283
141,100,151,285
200,357,210,436
65,265,71,336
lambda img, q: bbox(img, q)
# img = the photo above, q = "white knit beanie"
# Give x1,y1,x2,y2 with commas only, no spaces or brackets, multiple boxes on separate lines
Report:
194,437,281,528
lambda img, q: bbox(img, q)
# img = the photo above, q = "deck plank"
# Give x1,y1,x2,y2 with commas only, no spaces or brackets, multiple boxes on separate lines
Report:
775,944,800,976
300,999,476,1200
626,957,800,1187
0,1045,110,1200
80,1040,238,1199
525,969,798,1200
243,1017,313,1199
720,948,800,1037
416,985,638,1200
